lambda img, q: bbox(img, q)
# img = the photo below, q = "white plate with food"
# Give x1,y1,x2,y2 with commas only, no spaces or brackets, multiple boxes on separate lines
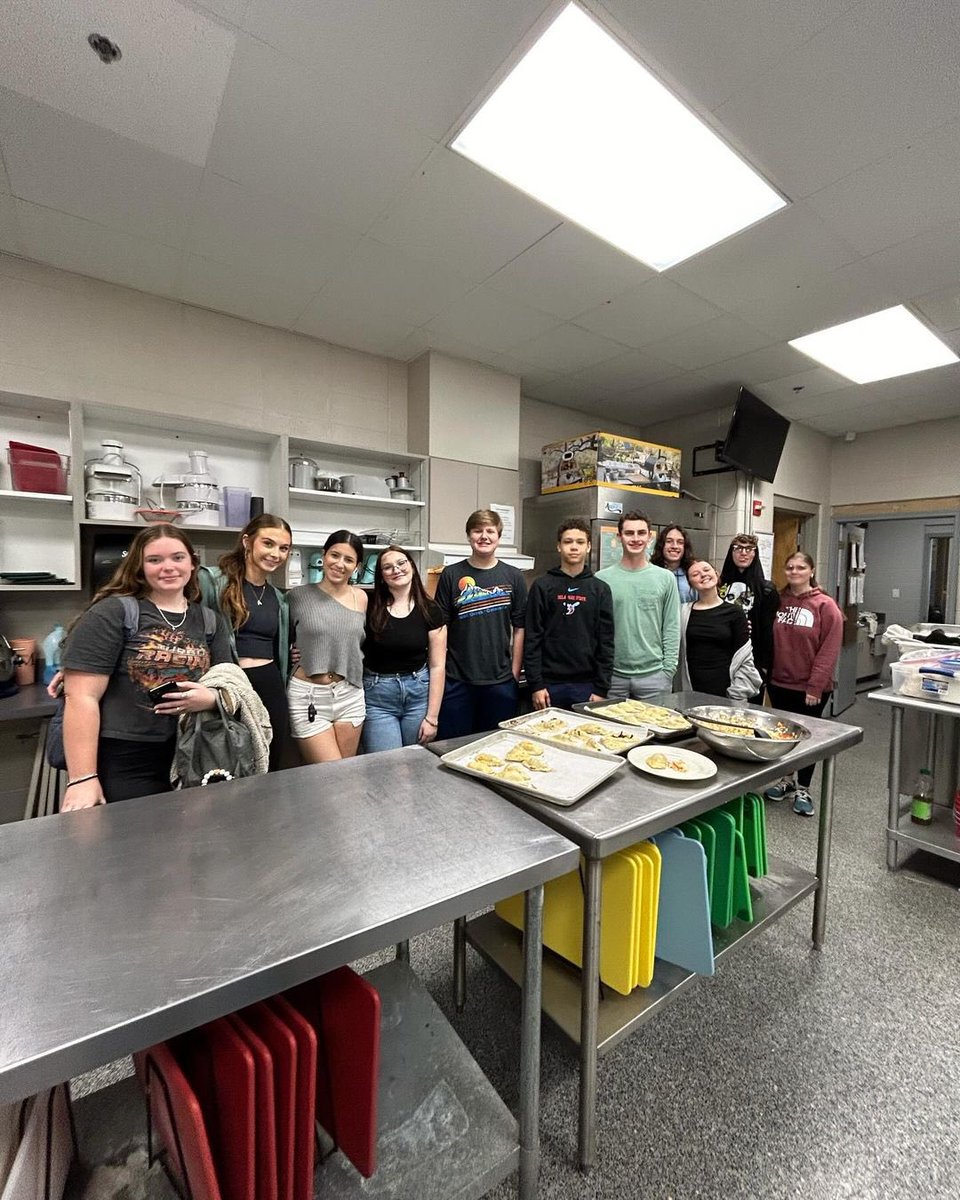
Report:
627,744,717,781
440,730,623,806
578,698,693,738
499,708,652,758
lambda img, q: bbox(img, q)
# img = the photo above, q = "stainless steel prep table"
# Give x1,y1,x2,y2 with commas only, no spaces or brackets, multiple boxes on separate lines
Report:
0,744,579,1200
429,690,862,1170
869,686,960,870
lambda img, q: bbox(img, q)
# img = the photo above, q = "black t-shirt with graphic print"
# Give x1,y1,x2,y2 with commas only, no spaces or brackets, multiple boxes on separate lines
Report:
62,596,233,742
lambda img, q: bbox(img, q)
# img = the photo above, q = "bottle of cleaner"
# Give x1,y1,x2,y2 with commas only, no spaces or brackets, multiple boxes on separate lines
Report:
42,623,66,685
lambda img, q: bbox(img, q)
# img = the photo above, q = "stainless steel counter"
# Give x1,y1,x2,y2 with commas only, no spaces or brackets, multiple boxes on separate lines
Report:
869,686,960,869
431,691,863,1170
0,682,58,721
0,745,577,1111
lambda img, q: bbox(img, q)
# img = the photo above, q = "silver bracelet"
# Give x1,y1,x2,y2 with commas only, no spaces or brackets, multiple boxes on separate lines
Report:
66,773,99,789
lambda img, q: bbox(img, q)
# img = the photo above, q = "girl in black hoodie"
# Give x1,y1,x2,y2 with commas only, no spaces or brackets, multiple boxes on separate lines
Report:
718,533,778,700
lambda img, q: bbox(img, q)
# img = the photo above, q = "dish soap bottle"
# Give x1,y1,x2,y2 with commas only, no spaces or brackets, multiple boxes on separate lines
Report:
42,623,66,685
910,767,933,826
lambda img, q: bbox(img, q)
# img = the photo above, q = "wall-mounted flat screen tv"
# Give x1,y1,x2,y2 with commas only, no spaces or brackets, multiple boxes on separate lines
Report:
720,387,790,483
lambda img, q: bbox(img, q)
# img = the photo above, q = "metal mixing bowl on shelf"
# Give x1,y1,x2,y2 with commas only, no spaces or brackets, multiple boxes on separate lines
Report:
682,704,811,761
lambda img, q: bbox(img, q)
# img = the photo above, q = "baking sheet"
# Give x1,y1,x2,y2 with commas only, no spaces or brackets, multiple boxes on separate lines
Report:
440,730,623,806
499,707,652,758
575,698,693,739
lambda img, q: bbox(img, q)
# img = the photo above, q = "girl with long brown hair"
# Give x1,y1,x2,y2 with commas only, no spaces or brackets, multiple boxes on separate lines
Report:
59,525,233,808
362,546,446,751
199,514,292,772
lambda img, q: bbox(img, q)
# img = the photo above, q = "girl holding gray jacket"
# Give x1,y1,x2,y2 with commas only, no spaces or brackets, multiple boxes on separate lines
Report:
679,560,761,700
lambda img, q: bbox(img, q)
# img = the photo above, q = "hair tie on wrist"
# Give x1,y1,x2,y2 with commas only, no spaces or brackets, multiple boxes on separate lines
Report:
66,773,99,789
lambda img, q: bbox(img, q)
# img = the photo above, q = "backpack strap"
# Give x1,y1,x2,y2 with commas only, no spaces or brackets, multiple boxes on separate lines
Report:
120,595,141,639
202,606,218,644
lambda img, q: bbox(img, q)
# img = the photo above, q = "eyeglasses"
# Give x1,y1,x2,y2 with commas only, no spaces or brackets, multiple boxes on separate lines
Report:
381,559,409,574
732,542,757,552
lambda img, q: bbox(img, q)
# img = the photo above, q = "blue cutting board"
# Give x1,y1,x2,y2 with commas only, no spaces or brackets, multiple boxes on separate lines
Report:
651,829,715,976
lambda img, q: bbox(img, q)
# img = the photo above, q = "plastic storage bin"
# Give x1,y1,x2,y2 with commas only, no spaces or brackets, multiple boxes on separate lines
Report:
8,442,69,494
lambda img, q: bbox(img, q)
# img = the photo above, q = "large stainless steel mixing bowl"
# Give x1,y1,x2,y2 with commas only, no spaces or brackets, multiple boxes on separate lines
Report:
683,705,811,761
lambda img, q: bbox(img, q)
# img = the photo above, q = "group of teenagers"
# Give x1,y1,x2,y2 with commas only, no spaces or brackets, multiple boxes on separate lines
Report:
55,505,842,820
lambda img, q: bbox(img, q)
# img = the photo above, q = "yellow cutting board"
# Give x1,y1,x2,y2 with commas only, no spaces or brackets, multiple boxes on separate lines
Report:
619,849,646,991
600,852,640,996
632,841,662,988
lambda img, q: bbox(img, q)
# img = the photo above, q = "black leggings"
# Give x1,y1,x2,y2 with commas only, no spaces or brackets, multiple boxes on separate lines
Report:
98,736,175,803
766,684,829,788
243,663,289,772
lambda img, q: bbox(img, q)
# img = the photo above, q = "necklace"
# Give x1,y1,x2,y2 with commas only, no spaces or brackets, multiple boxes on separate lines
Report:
150,599,188,631
247,580,268,607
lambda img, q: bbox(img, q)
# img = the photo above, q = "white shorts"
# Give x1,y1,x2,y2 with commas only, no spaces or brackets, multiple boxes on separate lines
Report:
287,675,366,738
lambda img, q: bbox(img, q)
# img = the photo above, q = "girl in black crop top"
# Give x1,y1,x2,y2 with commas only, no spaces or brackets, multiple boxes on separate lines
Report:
362,546,446,752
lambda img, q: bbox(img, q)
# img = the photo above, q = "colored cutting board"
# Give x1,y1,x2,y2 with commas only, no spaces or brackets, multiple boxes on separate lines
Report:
171,1020,256,1200
632,842,662,989
651,830,715,976
267,996,316,1200
133,1044,223,1200
239,1003,296,1200
740,794,763,877
732,829,754,923
685,818,716,904
700,809,737,929
600,851,640,995
227,1015,278,1200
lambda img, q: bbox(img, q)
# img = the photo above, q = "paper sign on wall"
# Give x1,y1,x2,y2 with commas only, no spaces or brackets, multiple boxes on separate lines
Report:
756,532,774,580
489,503,515,544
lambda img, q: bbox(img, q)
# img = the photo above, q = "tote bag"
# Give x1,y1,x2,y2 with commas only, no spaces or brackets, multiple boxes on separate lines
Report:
173,693,256,788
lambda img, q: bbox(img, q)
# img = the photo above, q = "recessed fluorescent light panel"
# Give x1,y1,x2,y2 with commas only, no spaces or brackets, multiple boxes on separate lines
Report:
450,2,787,270
789,305,959,384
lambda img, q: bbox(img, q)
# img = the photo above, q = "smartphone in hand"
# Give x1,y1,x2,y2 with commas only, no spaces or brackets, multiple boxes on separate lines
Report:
148,680,182,706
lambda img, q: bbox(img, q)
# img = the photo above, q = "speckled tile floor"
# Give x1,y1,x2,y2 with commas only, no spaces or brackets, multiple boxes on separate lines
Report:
72,695,960,1199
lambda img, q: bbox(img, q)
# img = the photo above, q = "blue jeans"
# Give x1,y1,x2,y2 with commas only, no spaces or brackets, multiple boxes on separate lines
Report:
362,668,430,752
607,669,673,701
436,677,519,739
542,680,595,710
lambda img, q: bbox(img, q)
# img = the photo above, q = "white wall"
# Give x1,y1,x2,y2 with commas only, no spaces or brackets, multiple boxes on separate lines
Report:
830,416,960,506
425,353,519,468
0,253,408,451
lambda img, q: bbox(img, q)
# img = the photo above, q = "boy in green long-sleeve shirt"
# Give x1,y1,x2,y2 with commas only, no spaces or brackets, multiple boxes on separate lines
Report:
597,510,680,700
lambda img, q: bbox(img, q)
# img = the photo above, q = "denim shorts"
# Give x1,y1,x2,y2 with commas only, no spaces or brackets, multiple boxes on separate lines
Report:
287,675,366,738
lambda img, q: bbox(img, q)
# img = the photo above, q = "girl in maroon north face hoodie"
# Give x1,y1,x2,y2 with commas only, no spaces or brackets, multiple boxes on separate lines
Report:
766,552,844,815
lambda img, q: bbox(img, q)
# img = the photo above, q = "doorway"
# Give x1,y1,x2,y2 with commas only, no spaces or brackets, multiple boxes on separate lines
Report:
771,509,806,589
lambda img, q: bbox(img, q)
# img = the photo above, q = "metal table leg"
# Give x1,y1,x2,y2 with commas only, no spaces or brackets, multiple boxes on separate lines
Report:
812,755,836,949
518,883,544,1200
577,855,602,1171
395,940,410,962
887,707,902,871
453,916,466,1013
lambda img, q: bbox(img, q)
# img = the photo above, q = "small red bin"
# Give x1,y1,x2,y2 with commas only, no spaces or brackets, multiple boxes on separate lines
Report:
8,441,68,494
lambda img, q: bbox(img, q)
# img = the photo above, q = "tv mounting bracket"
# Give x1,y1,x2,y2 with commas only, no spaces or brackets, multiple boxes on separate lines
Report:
692,441,738,477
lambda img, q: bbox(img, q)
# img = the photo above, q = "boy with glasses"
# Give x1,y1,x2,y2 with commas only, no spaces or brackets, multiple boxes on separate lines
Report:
597,510,680,700
435,509,526,737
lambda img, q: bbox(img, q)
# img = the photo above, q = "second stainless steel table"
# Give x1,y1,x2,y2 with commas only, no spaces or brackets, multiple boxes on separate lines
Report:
430,690,863,1170
0,745,579,1200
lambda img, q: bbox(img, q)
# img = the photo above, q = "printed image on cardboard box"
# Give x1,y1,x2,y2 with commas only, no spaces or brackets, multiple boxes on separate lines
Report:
540,432,681,497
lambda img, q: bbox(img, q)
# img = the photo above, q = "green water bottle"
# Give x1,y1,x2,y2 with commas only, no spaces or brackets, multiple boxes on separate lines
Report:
910,768,933,826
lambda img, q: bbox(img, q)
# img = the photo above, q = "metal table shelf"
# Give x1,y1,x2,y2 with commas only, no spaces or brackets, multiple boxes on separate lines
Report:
0,745,579,1200
869,687,960,869
466,856,816,1054
430,690,862,1171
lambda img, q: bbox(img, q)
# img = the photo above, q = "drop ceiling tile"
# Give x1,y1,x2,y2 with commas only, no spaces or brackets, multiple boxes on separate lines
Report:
0,89,201,248
191,0,251,24
424,285,560,354
0,190,19,253
805,119,960,256
864,221,960,301
242,0,549,142
186,172,361,292
15,199,181,294
299,237,476,331
671,203,860,310
369,147,561,279
714,1,960,197
573,279,721,348
601,0,850,112
562,350,677,398
386,330,505,371
207,34,434,232
0,148,9,192
642,315,773,370
485,222,652,321
507,324,630,374
178,252,316,328
694,343,812,388
0,0,236,165
913,287,960,334
754,366,852,406
522,377,600,407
